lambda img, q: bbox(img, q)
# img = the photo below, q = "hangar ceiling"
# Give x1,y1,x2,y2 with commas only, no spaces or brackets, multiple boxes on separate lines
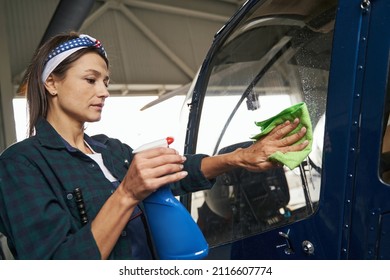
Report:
0,0,245,150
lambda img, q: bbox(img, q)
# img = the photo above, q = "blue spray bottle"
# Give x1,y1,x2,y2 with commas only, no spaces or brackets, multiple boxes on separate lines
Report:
133,137,209,260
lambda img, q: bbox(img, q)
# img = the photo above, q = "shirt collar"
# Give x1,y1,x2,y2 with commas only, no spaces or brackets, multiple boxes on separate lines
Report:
35,118,107,152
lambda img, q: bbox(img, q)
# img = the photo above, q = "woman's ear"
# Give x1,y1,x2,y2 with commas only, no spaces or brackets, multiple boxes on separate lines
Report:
44,75,57,96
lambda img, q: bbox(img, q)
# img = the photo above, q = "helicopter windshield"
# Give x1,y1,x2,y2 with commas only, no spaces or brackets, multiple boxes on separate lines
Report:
182,0,337,246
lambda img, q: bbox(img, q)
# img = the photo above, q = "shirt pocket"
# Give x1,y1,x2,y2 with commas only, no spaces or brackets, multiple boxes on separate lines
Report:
64,186,113,227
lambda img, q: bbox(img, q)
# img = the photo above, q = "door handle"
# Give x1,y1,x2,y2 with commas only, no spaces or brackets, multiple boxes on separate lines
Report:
277,230,294,255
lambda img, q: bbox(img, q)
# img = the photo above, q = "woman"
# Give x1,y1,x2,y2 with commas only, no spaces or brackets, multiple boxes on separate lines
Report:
0,32,308,259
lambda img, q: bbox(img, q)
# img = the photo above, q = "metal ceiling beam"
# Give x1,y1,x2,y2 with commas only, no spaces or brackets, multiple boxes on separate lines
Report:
117,3,196,79
108,83,182,96
80,1,113,31
216,0,245,5
123,0,230,22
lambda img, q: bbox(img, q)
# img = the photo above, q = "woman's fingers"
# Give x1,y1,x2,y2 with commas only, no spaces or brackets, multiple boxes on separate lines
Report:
268,118,300,140
143,170,188,190
265,118,308,150
133,147,186,167
136,161,186,180
122,147,188,201
239,118,309,172
279,126,307,147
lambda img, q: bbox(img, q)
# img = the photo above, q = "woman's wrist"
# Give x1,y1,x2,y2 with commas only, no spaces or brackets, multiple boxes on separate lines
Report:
115,183,139,210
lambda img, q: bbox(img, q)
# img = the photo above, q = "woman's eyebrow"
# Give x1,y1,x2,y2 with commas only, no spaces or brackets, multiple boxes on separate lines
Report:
84,69,110,80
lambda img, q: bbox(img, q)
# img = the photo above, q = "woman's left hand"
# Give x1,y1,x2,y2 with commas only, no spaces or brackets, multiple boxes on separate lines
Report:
235,118,308,171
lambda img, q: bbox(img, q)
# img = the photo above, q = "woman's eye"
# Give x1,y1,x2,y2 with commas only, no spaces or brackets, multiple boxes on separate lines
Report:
86,78,96,84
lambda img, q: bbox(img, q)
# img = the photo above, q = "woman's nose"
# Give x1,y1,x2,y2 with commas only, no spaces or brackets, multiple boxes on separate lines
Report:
98,83,110,98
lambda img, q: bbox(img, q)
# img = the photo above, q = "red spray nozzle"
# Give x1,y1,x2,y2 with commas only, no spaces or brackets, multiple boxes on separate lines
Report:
166,137,174,145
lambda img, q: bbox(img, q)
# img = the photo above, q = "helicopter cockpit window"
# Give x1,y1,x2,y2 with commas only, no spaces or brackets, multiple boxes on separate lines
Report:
189,0,336,246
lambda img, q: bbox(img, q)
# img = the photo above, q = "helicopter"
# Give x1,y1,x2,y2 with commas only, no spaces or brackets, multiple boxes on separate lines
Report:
1,0,389,261
173,0,390,259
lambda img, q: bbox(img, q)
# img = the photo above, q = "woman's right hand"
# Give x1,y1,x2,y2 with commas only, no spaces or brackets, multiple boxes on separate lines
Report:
118,147,188,203
92,147,187,259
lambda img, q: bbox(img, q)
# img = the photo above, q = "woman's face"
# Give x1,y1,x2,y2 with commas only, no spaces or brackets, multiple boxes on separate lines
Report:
48,52,110,125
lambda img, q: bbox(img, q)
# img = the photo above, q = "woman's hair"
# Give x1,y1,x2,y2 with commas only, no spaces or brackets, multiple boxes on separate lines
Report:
25,31,109,137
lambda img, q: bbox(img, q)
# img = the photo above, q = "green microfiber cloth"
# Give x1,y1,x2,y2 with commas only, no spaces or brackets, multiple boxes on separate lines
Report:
251,102,313,170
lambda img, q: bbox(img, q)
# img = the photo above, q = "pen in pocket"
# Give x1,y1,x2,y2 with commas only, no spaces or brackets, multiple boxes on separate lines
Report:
74,187,88,225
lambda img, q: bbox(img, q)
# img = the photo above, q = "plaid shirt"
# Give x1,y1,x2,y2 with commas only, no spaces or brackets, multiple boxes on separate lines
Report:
0,118,212,259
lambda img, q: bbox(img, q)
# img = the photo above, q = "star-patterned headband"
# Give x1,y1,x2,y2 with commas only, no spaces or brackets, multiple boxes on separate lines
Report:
41,34,107,82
